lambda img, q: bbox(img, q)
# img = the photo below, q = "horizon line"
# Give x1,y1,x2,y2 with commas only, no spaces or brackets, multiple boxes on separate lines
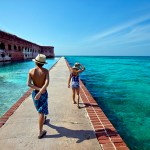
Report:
55,55,150,57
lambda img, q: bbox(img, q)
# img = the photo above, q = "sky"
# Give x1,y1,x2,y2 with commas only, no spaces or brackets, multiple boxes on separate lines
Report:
0,0,150,56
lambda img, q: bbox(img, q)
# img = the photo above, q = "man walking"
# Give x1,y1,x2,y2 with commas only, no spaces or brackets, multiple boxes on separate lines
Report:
27,54,49,139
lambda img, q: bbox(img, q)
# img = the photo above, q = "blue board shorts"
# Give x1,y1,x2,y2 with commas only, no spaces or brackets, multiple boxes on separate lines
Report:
32,90,49,115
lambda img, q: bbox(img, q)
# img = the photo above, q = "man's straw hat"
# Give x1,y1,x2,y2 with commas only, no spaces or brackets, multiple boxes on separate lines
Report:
32,54,47,64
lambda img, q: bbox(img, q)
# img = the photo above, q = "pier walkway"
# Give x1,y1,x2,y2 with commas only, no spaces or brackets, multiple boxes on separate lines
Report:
0,57,101,150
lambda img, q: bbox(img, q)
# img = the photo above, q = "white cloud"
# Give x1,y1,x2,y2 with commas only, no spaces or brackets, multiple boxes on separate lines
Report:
86,14,150,42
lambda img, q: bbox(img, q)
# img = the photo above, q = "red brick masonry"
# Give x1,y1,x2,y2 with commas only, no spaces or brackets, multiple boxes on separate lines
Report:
65,59,129,150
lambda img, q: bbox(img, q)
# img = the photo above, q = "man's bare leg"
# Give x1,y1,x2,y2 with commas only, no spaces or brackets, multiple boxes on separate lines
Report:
39,113,45,136
43,115,47,124
72,88,76,104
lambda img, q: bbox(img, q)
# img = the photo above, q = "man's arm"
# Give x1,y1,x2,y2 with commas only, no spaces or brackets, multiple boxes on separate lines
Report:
27,70,40,90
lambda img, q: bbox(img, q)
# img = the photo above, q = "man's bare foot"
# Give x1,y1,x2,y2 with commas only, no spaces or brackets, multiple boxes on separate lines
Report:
73,101,77,104
38,130,47,139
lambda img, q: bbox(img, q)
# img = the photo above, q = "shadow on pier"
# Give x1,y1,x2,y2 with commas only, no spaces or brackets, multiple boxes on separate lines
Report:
44,119,95,143
44,119,118,143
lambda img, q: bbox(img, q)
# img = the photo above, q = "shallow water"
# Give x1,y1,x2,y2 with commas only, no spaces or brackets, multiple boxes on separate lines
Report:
66,56,150,150
0,57,60,117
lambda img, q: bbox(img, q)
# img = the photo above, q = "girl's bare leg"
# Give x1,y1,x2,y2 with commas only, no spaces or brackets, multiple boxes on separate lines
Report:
72,88,76,103
76,88,80,108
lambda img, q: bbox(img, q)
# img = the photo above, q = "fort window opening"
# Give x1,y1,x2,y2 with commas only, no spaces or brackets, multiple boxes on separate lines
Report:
1,53,5,57
14,45,17,50
0,42,5,49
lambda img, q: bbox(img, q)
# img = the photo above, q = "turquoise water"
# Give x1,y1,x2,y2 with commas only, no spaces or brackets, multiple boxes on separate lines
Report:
66,56,150,150
0,57,60,117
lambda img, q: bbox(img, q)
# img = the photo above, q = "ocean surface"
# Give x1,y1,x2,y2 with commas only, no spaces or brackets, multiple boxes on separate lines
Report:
0,57,60,117
66,56,150,150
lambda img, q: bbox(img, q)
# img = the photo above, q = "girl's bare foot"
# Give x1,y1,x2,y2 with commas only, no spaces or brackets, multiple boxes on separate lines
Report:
73,101,77,104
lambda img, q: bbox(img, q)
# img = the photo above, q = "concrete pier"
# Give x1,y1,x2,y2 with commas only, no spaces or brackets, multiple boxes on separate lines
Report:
0,57,101,150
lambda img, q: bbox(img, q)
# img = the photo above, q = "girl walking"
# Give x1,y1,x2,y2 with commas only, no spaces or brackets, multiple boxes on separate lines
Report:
68,63,85,108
